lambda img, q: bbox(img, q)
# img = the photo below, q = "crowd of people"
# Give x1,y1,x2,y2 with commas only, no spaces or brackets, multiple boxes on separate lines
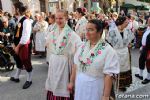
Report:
0,1,150,100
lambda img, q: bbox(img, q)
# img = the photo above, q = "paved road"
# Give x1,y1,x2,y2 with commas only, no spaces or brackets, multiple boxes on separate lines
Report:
0,55,48,100
0,49,150,100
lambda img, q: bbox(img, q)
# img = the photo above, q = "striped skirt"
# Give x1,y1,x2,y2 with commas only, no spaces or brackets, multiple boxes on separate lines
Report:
119,70,132,88
47,91,74,100
119,48,132,89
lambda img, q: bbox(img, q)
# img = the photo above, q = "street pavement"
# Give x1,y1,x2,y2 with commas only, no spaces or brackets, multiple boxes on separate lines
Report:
0,55,47,100
0,49,150,100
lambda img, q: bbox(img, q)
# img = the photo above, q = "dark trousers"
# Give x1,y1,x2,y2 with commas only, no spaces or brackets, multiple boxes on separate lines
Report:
13,43,32,72
139,47,150,73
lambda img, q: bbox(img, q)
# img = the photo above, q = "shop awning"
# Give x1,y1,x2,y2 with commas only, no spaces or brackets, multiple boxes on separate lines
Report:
136,5,149,10
121,4,135,8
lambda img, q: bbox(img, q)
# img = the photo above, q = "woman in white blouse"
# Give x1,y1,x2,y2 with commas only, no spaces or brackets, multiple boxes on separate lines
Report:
33,12,48,57
75,7,88,41
46,14,56,63
45,10,82,100
71,19,120,100
106,16,135,92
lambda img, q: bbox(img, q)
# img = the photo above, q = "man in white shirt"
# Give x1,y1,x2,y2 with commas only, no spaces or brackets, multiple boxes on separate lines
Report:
135,17,150,84
10,2,33,89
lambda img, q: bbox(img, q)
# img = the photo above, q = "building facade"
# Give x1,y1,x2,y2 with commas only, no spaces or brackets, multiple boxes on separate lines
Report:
48,0,80,13
0,0,48,15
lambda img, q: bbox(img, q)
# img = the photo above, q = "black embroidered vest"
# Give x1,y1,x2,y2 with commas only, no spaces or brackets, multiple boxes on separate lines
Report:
14,16,27,46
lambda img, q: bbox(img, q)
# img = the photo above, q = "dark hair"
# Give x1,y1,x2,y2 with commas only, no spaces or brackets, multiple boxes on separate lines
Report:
115,16,127,26
49,14,55,19
8,13,13,19
139,18,143,24
0,9,3,14
14,2,27,14
127,14,131,19
76,7,86,16
88,19,106,33
4,12,9,16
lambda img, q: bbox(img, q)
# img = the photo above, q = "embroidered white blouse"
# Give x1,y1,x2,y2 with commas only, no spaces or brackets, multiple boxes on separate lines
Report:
75,16,88,36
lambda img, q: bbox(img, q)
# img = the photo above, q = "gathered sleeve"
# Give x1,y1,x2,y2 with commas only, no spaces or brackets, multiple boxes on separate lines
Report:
142,30,150,46
19,19,32,44
103,46,120,76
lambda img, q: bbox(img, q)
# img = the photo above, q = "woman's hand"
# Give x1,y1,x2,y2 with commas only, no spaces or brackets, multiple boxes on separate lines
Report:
67,82,74,93
102,96,110,100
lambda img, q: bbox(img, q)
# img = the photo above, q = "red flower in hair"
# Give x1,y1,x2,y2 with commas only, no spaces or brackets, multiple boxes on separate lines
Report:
81,7,87,13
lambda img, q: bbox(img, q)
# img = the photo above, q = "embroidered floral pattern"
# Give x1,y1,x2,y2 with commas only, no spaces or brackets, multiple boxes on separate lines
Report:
51,25,71,54
78,39,106,71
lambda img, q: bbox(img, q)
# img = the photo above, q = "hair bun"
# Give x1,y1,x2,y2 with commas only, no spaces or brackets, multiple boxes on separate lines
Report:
102,21,109,29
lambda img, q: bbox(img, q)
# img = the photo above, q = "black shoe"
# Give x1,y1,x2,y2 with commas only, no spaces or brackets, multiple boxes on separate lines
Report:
135,74,143,80
10,77,20,83
22,81,32,89
142,79,150,84
119,87,127,92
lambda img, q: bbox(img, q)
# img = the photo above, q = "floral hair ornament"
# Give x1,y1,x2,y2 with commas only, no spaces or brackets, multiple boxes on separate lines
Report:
81,7,87,13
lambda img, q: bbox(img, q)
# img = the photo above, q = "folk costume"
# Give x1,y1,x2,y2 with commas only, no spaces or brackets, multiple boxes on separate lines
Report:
45,24,82,100
74,38,120,100
135,27,150,84
46,23,56,62
75,16,88,41
106,27,134,89
34,20,48,52
11,15,33,89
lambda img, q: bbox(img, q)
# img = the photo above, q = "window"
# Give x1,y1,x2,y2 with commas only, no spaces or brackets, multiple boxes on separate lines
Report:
40,0,46,12
0,0,2,9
